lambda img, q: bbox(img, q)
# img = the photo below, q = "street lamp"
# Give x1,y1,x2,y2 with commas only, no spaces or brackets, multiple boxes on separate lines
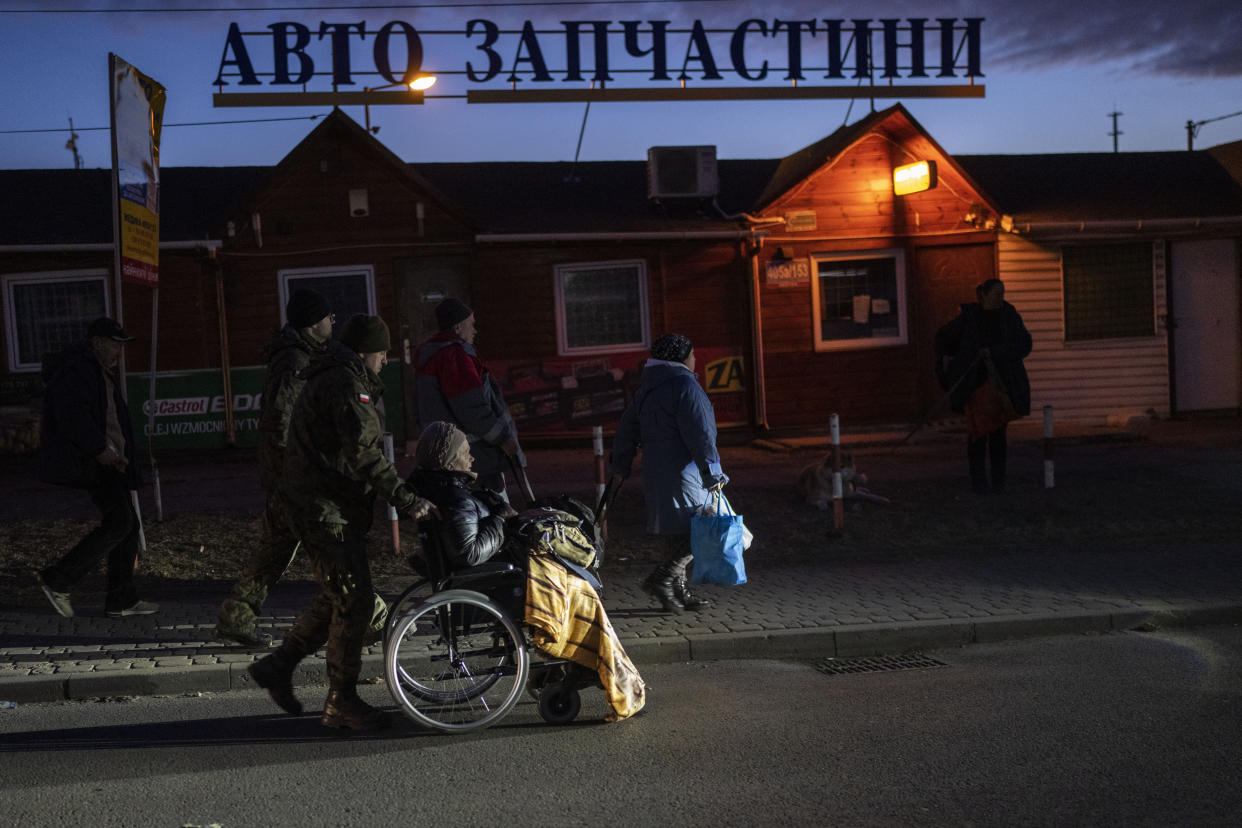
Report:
365,74,436,134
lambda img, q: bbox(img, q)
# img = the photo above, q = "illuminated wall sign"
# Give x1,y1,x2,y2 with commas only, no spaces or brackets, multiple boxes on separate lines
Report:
893,160,938,196
213,18,984,107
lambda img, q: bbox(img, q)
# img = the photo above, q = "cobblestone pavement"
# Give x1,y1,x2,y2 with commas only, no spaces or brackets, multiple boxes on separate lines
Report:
3,418,1241,704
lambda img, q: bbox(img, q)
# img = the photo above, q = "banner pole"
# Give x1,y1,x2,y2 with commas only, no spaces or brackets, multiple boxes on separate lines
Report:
148,287,162,522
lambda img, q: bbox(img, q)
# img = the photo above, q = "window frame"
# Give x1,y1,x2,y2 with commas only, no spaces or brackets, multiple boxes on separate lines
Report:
2,269,111,372
277,265,376,327
1059,242,1157,343
809,247,908,352
553,258,651,356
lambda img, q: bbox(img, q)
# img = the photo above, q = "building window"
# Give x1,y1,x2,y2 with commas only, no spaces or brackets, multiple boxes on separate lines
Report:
3,270,110,372
810,249,907,351
1062,243,1155,341
278,266,376,333
554,260,650,355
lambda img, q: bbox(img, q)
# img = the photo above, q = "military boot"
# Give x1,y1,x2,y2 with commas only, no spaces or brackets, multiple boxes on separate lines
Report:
322,688,390,731
672,575,713,611
248,650,302,715
641,565,684,614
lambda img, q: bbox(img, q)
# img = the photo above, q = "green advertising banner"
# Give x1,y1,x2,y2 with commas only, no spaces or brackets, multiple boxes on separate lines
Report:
126,364,405,452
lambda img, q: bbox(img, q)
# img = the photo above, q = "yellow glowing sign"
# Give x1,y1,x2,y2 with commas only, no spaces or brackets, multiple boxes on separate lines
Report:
893,160,938,196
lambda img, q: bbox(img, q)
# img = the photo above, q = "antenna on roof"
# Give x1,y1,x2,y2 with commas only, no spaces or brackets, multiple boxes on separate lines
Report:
1108,110,1123,153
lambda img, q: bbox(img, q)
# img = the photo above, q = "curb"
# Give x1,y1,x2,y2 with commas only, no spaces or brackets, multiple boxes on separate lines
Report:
5,603,1241,705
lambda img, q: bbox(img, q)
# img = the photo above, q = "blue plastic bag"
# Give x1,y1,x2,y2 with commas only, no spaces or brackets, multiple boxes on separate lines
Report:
690,493,748,586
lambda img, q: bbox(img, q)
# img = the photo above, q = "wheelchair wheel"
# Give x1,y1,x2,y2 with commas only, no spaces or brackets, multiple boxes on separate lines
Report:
383,578,434,648
537,682,581,725
386,589,529,733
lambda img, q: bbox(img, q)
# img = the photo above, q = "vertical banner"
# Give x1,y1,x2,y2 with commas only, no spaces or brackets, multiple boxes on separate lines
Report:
109,54,167,533
109,53,165,288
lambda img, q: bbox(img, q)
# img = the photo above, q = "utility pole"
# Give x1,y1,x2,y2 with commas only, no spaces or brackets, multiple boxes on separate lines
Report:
66,117,83,169
1108,110,1123,153
1187,109,1242,150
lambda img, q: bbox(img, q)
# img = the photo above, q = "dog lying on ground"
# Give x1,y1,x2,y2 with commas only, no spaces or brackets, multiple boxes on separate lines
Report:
796,452,890,508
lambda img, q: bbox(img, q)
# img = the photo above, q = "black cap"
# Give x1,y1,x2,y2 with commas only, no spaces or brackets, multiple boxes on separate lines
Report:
340,314,391,354
87,317,134,342
286,288,332,329
435,298,473,331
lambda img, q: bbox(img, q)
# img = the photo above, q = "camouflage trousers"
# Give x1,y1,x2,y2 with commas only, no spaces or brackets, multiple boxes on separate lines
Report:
216,492,300,637
217,493,387,643
276,517,384,690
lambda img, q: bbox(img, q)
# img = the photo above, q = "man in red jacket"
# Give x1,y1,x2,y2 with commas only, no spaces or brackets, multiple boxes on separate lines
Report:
413,298,523,499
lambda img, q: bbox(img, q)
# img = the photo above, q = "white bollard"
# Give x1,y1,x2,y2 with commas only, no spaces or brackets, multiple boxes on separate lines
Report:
383,432,400,553
1043,405,1055,511
593,425,606,506
830,413,844,531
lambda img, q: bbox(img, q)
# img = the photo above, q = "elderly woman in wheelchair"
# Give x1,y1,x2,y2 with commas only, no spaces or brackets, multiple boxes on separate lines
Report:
384,421,645,733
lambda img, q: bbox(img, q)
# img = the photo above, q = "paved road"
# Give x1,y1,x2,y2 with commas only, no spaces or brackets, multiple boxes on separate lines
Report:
3,628,1241,826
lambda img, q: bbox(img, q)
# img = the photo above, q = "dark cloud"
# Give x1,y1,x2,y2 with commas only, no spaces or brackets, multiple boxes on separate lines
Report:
984,2,1242,77
688,0,1242,78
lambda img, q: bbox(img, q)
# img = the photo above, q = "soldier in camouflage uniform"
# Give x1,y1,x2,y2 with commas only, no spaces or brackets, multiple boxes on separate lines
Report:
215,288,334,647
248,314,435,731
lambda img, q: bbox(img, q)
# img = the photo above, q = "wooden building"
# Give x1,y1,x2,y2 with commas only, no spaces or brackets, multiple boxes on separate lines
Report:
3,105,1240,456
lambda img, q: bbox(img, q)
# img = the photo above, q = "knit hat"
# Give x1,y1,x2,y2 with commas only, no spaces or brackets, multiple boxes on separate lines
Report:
286,288,332,328
415,421,474,475
651,333,693,363
340,314,390,354
435,298,473,331
87,317,134,342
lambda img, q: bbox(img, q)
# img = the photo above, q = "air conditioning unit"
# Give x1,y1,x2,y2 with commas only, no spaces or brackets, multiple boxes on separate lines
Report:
647,146,718,199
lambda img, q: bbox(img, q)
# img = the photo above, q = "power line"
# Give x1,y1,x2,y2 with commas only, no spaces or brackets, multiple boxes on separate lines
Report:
3,0,731,12
0,114,324,135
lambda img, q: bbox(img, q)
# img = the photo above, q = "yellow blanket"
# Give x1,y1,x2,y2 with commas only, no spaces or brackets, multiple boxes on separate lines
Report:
524,555,646,721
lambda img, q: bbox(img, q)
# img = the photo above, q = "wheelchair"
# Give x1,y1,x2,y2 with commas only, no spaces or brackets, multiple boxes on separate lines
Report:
383,517,601,733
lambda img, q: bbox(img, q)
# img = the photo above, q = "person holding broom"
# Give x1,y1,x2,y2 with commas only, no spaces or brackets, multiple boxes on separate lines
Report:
935,278,1032,494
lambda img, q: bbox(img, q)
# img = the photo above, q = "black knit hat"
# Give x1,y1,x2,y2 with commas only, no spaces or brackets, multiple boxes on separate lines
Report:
340,314,390,354
651,333,693,363
286,288,331,329
87,317,134,342
435,298,473,331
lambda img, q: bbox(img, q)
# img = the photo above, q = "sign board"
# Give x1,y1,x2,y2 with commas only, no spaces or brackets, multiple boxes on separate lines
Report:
110,54,165,287
489,346,748,434
213,18,985,106
765,259,811,286
126,363,405,451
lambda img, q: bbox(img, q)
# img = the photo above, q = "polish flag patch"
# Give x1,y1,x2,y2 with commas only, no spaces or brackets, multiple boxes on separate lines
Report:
358,393,371,403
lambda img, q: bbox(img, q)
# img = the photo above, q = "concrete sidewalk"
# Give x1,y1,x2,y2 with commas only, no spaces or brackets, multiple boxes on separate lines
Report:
4,539,1241,704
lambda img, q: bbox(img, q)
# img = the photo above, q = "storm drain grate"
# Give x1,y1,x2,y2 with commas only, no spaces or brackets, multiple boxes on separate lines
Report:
815,653,948,676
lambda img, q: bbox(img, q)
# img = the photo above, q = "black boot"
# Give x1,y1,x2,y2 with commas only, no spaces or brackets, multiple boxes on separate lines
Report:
248,651,302,715
322,688,390,731
673,576,713,611
642,566,685,613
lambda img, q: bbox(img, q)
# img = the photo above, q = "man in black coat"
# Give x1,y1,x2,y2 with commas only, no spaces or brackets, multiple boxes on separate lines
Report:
935,279,1033,494
36,317,157,618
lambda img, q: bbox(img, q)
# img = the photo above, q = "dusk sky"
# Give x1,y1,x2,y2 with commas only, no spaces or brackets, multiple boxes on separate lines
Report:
2,0,1240,170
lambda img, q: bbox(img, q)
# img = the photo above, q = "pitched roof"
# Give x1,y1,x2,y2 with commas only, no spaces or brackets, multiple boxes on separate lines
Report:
5,108,1242,246
0,167,267,246
956,152,1242,223
415,159,778,235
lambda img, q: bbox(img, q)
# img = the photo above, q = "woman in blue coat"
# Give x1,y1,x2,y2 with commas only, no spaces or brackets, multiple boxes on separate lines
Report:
610,334,727,613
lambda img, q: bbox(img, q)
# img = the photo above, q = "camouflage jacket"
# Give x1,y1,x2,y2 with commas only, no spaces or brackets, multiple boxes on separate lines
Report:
279,340,418,530
256,325,325,491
